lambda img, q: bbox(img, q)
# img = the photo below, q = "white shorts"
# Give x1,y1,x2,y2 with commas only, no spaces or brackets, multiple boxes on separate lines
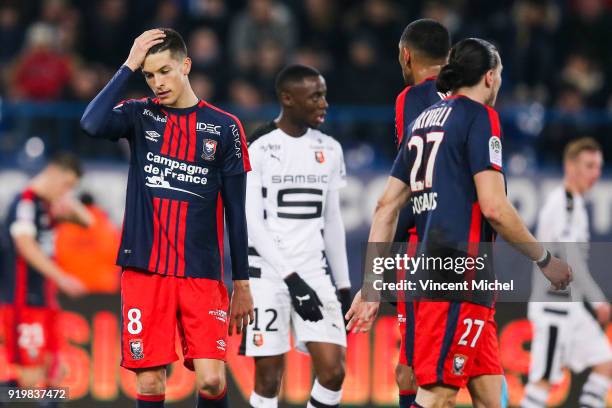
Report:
242,273,347,356
527,302,612,384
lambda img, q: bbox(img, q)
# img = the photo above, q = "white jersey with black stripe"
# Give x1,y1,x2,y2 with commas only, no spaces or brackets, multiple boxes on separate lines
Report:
247,126,347,281
530,185,604,303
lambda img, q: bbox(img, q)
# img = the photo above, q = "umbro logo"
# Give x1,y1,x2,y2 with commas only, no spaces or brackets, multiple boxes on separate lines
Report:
145,130,161,142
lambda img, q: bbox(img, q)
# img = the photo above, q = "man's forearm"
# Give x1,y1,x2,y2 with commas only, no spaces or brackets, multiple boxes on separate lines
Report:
14,237,64,283
486,200,544,261
368,202,400,243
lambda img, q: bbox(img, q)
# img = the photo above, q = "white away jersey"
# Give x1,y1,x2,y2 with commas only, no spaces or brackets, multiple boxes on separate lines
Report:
531,185,604,302
247,124,346,279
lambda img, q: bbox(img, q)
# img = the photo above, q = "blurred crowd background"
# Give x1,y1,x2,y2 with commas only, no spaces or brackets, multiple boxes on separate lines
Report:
0,0,612,168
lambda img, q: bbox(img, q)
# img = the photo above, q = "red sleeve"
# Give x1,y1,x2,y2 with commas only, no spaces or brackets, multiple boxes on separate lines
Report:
394,87,411,148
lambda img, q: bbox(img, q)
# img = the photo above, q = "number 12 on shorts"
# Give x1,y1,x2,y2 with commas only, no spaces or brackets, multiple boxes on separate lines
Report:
458,318,484,348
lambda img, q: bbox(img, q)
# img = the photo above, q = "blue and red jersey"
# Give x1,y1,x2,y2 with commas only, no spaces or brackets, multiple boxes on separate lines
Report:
1,189,58,307
394,77,445,243
394,77,446,148
392,95,503,246
391,95,504,307
81,66,251,280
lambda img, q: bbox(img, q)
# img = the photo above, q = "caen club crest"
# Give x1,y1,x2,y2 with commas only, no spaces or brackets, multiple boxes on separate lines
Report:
202,139,218,161
452,354,467,375
315,150,325,163
253,333,264,347
129,339,144,360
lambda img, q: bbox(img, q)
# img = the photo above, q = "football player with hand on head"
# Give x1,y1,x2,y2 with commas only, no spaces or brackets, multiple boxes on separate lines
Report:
243,65,350,408
81,28,254,408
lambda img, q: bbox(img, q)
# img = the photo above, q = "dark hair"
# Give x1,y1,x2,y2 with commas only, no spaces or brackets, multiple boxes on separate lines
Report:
147,28,187,59
275,64,321,95
436,38,499,93
49,152,83,178
400,19,450,61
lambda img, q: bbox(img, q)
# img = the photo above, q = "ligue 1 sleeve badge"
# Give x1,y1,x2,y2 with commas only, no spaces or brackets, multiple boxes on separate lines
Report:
202,139,218,161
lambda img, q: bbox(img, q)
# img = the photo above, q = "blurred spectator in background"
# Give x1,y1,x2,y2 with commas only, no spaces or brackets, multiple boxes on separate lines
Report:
229,77,264,111
66,64,100,102
11,23,73,101
0,5,24,65
538,83,601,160
188,27,226,99
337,34,399,105
297,0,339,53
191,72,216,101
186,0,231,41
39,0,67,25
346,0,405,59
83,0,132,68
291,46,333,77
420,0,463,39
560,52,606,106
559,0,612,73
148,0,183,30
497,0,559,104
0,0,610,166
229,0,297,72
55,192,120,294
252,39,286,101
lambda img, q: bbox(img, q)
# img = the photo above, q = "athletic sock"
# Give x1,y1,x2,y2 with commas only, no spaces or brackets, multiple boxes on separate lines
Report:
306,379,342,408
197,388,228,408
136,393,165,407
520,383,548,408
579,372,610,408
249,391,278,408
399,390,417,407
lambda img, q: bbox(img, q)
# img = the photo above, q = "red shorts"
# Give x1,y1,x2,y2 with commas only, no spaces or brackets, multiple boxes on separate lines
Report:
2,305,59,367
413,301,502,388
121,268,229,371
397,301,415,366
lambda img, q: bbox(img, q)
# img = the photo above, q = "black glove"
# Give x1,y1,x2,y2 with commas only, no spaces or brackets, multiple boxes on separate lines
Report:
284,273,323,322
337,288,352,332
